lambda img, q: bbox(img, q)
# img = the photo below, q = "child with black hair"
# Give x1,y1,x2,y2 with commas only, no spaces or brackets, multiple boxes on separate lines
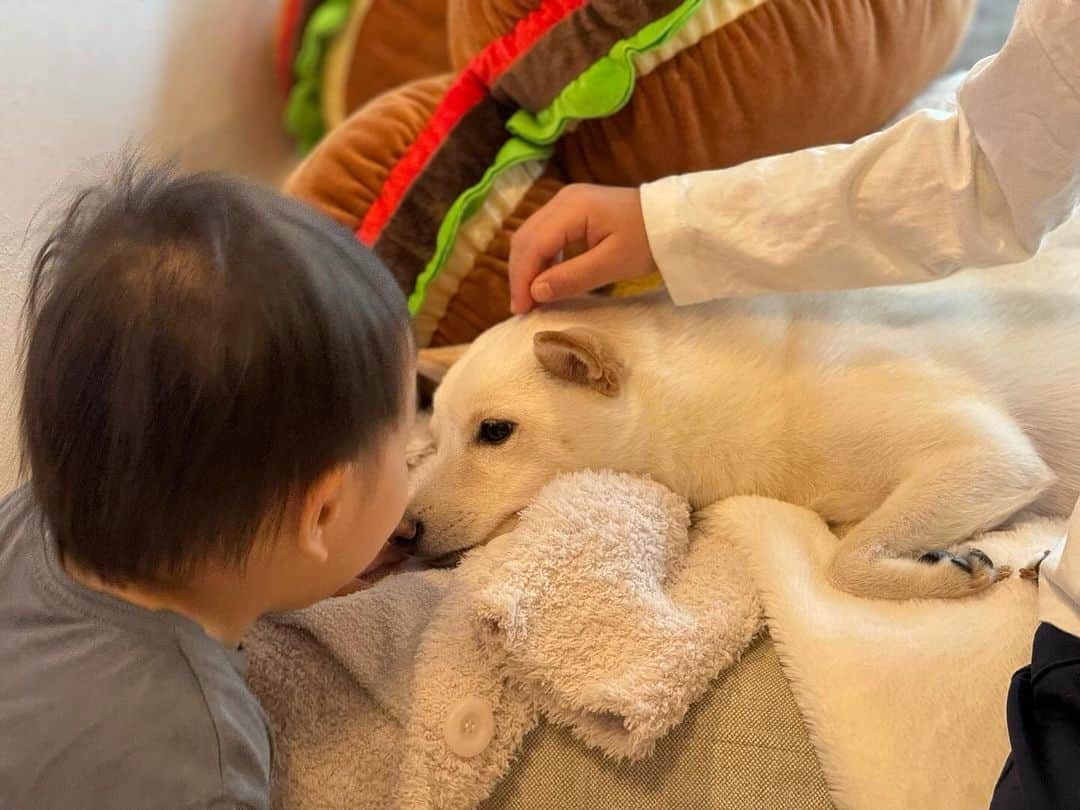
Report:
0,163,416,809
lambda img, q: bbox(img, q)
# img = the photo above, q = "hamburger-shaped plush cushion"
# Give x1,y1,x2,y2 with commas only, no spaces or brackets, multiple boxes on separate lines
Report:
448,0,975,184
285,0,973,349
277,0,452,152
285,74,567,348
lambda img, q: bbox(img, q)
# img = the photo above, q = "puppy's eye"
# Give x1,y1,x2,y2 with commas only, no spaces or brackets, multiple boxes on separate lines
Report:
477,419,516,445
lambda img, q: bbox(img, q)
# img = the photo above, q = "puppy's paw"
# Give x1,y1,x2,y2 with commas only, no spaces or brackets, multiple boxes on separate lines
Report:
1019,549,1052,583
917,547,1011,593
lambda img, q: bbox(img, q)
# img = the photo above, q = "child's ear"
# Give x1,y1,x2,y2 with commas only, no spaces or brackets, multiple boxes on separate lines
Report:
297,466,348,563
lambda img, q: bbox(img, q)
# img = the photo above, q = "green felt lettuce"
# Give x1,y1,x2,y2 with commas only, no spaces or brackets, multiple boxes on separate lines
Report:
507,0,704,145
283,0,351,153
409,140,554,314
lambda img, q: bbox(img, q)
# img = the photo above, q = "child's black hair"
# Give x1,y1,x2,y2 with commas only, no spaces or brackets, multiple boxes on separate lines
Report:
20,160,413,584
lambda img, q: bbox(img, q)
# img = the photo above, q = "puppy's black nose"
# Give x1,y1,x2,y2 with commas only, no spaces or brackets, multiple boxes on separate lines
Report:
390,517,424,553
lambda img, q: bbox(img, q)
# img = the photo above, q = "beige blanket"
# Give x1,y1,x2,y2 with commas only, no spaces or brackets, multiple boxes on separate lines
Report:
247,471,761,809
248,478,1055,809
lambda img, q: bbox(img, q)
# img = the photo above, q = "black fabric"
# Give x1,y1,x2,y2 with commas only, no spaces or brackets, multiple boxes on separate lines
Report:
991,622,1080,809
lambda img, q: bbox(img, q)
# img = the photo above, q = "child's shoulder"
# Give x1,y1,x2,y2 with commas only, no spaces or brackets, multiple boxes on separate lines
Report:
0,484,39,560
0,486,270,808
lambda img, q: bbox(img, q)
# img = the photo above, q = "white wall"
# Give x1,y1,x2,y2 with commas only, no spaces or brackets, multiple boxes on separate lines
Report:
0,1,297,490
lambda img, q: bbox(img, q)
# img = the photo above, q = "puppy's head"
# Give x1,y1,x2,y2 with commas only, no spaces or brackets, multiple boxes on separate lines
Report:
407,314,630,562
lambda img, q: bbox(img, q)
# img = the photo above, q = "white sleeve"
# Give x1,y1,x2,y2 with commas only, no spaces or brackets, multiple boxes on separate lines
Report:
1039,500,1080,639
641,0,1080,305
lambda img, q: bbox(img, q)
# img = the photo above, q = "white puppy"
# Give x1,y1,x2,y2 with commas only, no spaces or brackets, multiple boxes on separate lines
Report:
406,267,1080,600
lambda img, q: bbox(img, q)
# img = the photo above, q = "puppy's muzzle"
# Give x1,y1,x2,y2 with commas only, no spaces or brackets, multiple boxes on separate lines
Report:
390,516,424,554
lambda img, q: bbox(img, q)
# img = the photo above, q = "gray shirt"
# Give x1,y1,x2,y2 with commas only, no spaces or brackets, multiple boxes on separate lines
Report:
0,487,271,809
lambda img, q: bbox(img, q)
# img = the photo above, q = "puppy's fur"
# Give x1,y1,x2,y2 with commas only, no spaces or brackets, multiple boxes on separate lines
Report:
411,267,1080,599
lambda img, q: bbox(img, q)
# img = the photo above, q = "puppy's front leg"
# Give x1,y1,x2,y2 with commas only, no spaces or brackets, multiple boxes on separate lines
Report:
828,406,1055,600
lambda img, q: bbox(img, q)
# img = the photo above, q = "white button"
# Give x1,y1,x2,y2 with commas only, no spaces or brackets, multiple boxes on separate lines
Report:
443,696,495,758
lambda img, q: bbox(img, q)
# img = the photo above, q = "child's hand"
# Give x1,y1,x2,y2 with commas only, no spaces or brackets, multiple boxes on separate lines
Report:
508,184,659,314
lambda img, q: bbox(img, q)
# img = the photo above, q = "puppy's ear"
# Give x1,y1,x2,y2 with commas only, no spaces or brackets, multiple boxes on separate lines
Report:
533,328,623,397
416,343,471,406
417,344,470,384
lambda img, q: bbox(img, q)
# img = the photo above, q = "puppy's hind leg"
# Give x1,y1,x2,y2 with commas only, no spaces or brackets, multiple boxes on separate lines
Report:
828,408,1055,600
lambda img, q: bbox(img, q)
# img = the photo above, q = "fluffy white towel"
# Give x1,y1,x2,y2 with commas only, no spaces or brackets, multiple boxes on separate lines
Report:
472,471,762,759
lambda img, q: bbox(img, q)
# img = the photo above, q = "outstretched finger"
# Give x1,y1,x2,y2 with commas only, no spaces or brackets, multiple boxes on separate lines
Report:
508,195,588,314
530,237,622,305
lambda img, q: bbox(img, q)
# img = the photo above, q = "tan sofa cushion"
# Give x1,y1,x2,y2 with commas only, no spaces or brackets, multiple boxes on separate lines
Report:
483,634,833,809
